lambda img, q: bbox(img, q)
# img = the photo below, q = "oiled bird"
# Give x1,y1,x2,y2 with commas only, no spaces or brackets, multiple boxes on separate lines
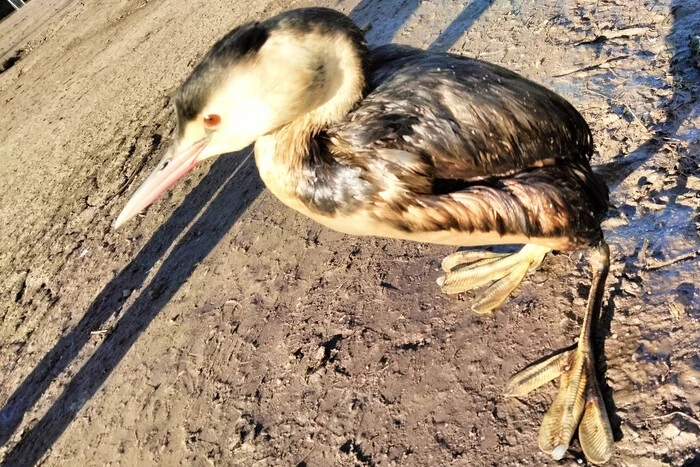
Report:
116,8,614,463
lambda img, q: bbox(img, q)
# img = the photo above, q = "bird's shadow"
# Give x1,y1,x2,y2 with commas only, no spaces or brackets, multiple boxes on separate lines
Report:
0,149,263,466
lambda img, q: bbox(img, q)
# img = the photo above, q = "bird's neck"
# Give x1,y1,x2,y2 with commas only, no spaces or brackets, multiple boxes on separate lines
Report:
255,31,369,190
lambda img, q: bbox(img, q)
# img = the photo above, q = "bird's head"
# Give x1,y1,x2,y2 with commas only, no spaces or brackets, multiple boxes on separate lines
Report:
115,8,369,228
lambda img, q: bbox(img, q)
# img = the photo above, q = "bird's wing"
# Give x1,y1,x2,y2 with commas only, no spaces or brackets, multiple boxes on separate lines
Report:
329,48,594,184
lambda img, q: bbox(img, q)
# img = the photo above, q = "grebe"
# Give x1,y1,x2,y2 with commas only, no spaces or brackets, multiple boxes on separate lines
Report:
116,8,614,463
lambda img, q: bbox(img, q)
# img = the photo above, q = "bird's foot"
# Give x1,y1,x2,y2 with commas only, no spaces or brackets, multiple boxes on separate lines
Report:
505,343,613,464
437,244,550,313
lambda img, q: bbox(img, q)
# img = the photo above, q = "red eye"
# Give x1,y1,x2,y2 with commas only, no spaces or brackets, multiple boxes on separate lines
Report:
203,114,221,128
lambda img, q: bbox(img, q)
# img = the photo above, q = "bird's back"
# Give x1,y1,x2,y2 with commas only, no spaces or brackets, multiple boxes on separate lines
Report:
331,45,597,182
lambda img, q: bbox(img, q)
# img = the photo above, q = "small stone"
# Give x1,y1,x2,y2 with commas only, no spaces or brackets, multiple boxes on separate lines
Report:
494,406,507,421
313,346,326,362
307,372,322,386
621,278,640,296
662,423,681,438
669,298,687,319
223,299,239,313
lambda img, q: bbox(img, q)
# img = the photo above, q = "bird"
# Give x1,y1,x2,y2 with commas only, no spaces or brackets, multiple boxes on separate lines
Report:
115,7,614,463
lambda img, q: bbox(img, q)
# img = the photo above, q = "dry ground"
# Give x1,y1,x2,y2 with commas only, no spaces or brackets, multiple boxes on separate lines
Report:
0,0,699,465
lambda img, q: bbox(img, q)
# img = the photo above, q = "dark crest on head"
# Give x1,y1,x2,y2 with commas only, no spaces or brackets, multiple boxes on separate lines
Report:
175,22,269,127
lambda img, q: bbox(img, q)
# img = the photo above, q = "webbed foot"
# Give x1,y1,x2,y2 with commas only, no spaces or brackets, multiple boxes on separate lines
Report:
437,244,550,313
505,242,614,464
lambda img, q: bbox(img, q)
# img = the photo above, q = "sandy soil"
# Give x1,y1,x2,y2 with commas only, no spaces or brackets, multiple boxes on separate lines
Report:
0,0,698,465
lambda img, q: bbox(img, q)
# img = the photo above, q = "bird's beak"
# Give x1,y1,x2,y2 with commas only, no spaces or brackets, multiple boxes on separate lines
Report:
114,138,208,228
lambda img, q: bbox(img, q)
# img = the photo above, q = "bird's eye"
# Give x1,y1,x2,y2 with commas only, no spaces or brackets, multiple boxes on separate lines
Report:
203,114,221,128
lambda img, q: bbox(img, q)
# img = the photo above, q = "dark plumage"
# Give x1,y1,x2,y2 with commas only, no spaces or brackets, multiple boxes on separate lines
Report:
176,23,269,124
298,48,608,245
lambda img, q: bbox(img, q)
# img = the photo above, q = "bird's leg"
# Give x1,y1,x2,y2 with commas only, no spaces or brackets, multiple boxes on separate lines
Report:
505,241,613,464
437,243,551,313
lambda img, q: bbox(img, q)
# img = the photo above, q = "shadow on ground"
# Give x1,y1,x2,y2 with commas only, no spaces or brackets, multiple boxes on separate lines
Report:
0,150,263,466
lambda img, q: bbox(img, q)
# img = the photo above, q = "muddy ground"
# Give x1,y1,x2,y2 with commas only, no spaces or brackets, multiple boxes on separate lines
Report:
0,0,698,465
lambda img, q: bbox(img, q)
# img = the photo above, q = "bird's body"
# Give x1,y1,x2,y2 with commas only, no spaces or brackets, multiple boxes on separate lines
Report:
255,45,608,251
116,8,616,463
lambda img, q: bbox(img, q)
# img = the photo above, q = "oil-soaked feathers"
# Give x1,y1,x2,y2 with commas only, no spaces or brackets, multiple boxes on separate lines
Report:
332,47,595,181
269,44,608,247
288,47,609,245
365,163,606,244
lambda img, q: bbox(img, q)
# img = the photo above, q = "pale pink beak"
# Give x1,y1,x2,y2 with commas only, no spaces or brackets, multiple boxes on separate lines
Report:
114,139,208,228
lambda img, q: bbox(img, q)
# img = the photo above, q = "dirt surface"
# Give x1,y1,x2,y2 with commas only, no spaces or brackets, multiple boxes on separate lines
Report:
0,0,698,465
